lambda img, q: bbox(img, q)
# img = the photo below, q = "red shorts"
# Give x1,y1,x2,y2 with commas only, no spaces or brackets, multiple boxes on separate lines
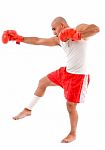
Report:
47,67,90,103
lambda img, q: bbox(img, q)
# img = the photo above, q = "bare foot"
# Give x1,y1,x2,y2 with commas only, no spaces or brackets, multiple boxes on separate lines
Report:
61,133,76,143
13,108,31,120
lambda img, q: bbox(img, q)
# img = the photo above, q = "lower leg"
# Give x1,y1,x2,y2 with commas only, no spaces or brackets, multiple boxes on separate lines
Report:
13,76,56,120
61,102,78,143
13,85,47,120
26,85,47,110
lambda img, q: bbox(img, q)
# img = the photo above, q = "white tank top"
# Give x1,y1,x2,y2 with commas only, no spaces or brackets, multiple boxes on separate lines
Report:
60,39,88,74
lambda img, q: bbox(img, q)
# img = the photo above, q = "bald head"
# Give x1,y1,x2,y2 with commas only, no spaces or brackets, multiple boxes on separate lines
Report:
51,17,68,26
51,17,69,36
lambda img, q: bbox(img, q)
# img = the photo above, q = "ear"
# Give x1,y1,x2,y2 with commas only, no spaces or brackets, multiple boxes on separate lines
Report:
60,23,65,29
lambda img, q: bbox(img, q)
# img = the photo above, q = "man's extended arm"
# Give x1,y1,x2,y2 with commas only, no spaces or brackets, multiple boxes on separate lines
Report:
2,30,59,46
23,36,59,46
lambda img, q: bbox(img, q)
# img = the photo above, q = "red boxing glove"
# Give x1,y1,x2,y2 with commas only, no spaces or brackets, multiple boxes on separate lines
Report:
72,32,81,41
2,31,9,43
2,30,24,44
59,28,81,42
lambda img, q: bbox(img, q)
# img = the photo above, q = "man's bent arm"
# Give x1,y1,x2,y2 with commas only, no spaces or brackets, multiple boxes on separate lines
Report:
76,24,100,39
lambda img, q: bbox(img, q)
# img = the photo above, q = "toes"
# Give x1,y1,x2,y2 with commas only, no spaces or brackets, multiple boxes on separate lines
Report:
12,112,31,120
12,116,19,120
61,136,76,143
61,139,69,143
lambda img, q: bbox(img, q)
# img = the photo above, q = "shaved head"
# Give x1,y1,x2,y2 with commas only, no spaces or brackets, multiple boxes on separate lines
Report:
51,17,69,36
51,17,68,26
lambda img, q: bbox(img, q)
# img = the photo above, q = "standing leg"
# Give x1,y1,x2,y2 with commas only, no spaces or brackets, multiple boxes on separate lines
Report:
61,102,78,143
13,76,56,120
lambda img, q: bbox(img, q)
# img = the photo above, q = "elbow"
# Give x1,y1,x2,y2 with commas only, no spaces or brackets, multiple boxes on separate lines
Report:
92,24,100,33
97,27,100,33
95,26,100,33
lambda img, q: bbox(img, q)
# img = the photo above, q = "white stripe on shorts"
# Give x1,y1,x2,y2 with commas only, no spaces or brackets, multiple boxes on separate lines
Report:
80,75,89,103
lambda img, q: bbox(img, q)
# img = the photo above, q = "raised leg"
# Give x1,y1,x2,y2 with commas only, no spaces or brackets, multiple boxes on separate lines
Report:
13,76,56,120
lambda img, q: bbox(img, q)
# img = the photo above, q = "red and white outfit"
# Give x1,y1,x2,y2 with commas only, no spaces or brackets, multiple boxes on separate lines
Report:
47,39,90,103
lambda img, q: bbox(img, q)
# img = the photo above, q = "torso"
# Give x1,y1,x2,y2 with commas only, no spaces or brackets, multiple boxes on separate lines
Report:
60,39,88,74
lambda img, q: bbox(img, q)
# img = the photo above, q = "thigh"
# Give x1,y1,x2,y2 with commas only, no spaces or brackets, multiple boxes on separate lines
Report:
47,67,66,87
40,76,57,87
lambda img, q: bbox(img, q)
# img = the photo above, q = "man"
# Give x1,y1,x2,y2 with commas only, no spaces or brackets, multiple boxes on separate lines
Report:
2,17,100,143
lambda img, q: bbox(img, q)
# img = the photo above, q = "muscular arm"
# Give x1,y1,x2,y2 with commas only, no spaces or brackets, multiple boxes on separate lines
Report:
23,36,59,46
76,24,100,39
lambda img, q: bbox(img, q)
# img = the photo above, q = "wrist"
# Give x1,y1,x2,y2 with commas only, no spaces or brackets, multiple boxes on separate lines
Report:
72,31,81,41
16,35,24,44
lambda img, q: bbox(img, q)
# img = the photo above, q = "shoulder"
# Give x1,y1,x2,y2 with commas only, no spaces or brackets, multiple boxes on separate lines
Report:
50,36,60,45
76,23,89,32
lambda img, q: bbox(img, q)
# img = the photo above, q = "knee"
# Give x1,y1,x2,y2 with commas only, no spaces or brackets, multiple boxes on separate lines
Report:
67,102,77,113
38,77,48,89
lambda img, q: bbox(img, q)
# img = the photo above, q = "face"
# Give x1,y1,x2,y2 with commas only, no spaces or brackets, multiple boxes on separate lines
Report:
51,22,64,36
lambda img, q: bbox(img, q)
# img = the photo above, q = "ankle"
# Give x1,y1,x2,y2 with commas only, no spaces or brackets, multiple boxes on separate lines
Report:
69,131,76,136
24,108,32,111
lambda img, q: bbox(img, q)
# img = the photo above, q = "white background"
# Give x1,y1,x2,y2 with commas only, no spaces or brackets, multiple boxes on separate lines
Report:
0,0,105,149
